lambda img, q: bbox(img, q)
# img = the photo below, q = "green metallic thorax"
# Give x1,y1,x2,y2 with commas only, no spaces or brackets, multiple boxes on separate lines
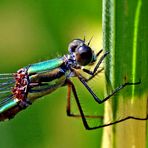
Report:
27,57,67,102
27,57,64,74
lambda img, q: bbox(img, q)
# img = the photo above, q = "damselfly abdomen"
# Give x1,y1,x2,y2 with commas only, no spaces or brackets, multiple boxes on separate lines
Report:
0,39,146,129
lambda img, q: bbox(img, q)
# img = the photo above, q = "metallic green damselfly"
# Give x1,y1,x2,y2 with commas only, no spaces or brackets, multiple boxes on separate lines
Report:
0,39,146,130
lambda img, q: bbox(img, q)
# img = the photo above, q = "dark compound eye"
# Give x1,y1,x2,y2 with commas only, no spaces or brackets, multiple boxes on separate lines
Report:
75,45,93,66
68,39,84,53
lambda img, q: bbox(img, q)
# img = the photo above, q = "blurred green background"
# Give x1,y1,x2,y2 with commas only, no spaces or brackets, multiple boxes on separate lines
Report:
0,0,103,148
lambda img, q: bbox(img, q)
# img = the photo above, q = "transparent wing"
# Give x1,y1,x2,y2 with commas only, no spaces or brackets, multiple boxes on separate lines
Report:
0,73,15,103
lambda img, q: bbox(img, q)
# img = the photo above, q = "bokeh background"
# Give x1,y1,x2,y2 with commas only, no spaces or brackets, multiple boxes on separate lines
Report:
0,0,103,148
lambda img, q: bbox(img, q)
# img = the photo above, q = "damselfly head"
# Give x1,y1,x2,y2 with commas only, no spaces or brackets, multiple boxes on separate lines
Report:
68,39,96,66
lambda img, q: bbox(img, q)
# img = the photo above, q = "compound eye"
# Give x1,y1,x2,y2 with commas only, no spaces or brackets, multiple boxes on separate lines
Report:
68,39,84,53
76,45,93,66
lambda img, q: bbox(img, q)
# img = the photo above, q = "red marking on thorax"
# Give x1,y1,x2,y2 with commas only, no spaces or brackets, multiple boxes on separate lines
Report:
12,68,28,100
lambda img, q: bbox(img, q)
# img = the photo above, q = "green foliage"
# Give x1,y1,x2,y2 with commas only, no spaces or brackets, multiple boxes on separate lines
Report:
0,1,103,148
102,0,148,147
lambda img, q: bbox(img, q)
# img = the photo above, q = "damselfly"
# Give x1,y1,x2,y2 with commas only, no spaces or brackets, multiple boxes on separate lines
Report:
0,39,147,130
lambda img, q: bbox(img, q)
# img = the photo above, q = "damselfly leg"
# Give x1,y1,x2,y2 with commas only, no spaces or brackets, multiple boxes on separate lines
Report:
66,79,102,130
66,79,103,119
66,48,147,129
66,78,148,130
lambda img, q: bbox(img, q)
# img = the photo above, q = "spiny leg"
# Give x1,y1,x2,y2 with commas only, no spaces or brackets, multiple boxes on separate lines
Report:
66,80,148,130
75,67,104,83
66,80,103,119
73,67,141,104
102,99,148,127
76,73,148,128
97,114,148,129
79,74,141,104
86,67,104,82
96,49,103,56
66,79,101,130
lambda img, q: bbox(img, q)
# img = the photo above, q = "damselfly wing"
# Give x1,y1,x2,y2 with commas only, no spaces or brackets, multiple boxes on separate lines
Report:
0,74,20,120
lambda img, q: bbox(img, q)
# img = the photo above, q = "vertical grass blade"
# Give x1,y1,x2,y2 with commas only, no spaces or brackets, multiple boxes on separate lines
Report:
102,0,148,147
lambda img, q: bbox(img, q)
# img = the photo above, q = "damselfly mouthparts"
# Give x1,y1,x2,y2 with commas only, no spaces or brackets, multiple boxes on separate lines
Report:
0,39,146,130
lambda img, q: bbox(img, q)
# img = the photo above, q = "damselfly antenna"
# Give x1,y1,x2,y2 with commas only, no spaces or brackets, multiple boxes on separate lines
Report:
88,36,93,46
83,35,86,43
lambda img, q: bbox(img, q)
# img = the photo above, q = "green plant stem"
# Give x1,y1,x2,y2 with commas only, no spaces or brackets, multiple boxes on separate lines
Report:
102,0,148,148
